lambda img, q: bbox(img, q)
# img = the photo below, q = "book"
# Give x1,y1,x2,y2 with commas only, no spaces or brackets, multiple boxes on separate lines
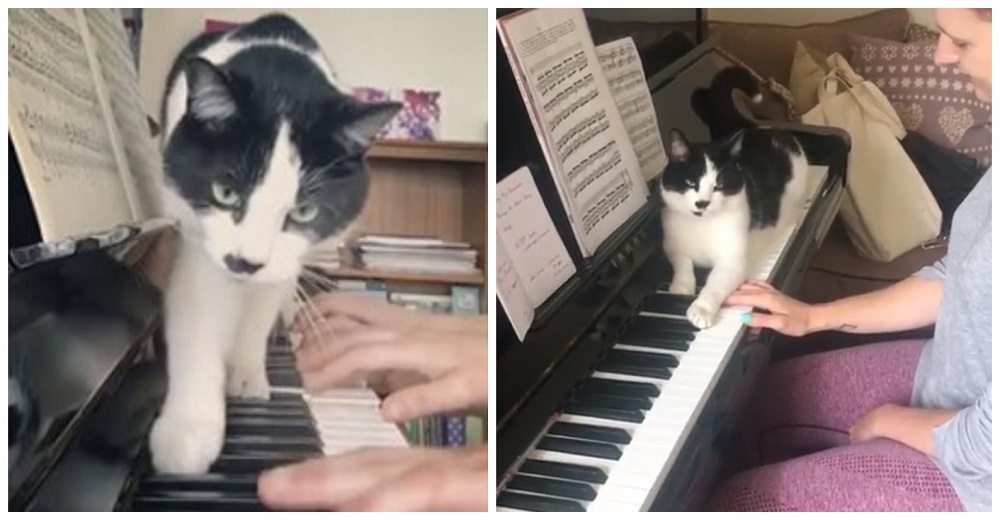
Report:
496,8,650,258
496,164,576,340
9,8,164,242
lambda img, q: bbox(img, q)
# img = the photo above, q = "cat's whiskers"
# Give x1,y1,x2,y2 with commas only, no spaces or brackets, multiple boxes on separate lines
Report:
293,282,337,355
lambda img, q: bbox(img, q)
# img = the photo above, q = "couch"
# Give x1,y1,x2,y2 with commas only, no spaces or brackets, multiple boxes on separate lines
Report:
588,9,990,357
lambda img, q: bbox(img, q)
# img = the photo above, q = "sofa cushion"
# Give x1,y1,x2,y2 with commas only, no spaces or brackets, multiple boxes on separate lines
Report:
848,33,992,168
788,41,833,113
708,9,909,86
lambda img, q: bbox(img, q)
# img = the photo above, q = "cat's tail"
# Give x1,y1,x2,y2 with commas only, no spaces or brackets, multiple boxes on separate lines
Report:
693,66,763,140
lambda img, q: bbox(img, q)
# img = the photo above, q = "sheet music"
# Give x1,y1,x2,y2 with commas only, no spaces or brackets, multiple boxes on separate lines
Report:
497,237,535,342
84,8,164,218
497,8,649,257
596,37,668,183
8,8,135,240
497,166,575,307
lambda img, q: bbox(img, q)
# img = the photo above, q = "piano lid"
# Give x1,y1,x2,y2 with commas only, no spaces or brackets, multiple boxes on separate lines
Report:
8,219,173,509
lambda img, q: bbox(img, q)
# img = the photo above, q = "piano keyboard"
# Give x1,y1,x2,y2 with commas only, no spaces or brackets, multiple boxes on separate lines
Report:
497,166,829,512
129,332,409,511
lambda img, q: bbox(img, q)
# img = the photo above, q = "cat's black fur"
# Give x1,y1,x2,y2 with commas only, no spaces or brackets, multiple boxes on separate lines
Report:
690,66,762,142
162,13,399,242
660,127,803,230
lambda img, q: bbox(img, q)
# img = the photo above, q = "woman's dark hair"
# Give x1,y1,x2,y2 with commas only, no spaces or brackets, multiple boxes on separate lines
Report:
972,8,991,21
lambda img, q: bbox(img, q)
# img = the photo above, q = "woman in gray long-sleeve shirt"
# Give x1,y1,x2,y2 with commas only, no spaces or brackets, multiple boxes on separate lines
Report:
705,8,991,512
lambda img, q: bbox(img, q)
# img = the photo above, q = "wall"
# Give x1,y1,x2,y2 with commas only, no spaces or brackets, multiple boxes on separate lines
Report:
586,8,935,27
138,8,488,142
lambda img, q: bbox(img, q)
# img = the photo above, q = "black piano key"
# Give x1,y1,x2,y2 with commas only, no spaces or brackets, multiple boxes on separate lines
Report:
507,475,597,501
519,459,608,485
210,453,315,474
226,406,307,419
497,491,586,512
548,421,633,445
564,402,644,423
227,395,308,408
620,324,695,342
537,436,622,460
607,349,680,369
131,495,268,512
581,377,660,398
225,416,315,437
628,314,698,333
223,435,322,454
616,332,691,352
643,293,696,315
595,359,671,380
568,391,652,412
138,474,258,494
268,369,303,388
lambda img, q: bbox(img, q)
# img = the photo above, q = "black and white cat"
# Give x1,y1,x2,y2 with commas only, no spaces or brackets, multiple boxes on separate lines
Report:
659,70,808,330
149,13,400,474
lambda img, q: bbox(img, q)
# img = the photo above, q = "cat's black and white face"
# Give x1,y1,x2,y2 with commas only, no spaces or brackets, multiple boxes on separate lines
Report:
659,128,745,217
161,18,400,284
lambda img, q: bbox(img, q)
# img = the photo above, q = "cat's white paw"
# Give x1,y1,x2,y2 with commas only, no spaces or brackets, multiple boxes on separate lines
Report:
687,298,720,329
226,362,271,400
149,411,225,474
669,276,696,295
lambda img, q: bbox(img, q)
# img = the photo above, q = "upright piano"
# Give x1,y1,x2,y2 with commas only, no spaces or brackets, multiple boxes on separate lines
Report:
495,28,850,512
8,221,409,511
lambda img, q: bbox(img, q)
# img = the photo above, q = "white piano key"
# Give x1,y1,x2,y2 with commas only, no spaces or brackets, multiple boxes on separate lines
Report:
501,166,831,512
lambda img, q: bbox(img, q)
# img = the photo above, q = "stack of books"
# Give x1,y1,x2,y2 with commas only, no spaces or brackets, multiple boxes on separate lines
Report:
354,234,479,275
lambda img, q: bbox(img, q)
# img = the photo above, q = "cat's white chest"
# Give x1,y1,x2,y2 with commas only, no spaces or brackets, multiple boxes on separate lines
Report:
661,210,748,268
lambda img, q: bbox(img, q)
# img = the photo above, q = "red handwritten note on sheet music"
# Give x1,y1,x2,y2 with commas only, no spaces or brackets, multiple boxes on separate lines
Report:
497,166,575,308
497,238,534,341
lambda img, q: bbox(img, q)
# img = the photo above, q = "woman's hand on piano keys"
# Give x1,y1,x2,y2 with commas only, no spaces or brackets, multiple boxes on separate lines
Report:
257,444,488,511
724,280,816,337
291,292,488,422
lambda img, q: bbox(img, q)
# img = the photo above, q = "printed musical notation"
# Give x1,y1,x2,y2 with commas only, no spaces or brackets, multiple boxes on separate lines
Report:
85,8,164,216
497,8,649,257
497,166,576,309
596,37,668,183
8,8,136,240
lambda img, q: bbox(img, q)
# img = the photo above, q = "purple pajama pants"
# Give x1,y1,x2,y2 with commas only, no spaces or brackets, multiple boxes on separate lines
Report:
704,340,963,512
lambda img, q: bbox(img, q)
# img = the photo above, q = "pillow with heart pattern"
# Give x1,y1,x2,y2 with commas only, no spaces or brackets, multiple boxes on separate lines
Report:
848,33,991,169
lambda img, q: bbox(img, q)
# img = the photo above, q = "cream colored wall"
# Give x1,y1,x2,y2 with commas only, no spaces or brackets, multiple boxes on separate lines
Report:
138,8,487,142
708,8,933,26
586,8,935,26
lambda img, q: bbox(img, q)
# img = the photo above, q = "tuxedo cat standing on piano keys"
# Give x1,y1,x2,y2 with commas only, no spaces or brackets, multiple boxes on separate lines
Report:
149,14,400,474
659,68,808,329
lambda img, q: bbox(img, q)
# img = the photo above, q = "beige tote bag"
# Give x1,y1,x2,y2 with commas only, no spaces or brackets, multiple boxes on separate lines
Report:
803,54,942,262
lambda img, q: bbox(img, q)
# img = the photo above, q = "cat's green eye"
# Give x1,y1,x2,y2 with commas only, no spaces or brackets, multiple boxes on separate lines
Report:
685,180,697,188
289,202,319,223
212,182,240,208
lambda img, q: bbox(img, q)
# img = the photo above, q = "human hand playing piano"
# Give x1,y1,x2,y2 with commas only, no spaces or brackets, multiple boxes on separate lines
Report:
724,280,815,337
292,292,488,422
257,444,488,511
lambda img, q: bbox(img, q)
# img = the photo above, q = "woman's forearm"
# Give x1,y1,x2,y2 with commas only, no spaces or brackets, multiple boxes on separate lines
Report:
808,275,944,334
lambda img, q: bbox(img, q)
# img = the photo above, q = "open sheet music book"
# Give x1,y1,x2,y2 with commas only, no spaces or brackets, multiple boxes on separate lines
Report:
9,8,163,242
496,8,651,258
497,166,576,340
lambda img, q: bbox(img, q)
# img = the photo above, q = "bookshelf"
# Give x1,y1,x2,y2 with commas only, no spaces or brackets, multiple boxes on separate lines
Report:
336,139,488,290
328,138,488,448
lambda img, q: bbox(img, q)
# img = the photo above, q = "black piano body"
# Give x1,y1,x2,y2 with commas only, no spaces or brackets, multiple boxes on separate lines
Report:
8,221,326,511
496,24,850,511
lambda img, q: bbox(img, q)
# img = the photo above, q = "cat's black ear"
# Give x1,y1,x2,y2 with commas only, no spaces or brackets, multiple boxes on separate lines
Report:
184,58,239,130
667,129,690,163
341,100,403,146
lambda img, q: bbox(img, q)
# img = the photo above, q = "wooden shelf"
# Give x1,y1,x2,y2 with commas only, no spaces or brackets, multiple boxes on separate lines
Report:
323,265,485,285
368,140,487,163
